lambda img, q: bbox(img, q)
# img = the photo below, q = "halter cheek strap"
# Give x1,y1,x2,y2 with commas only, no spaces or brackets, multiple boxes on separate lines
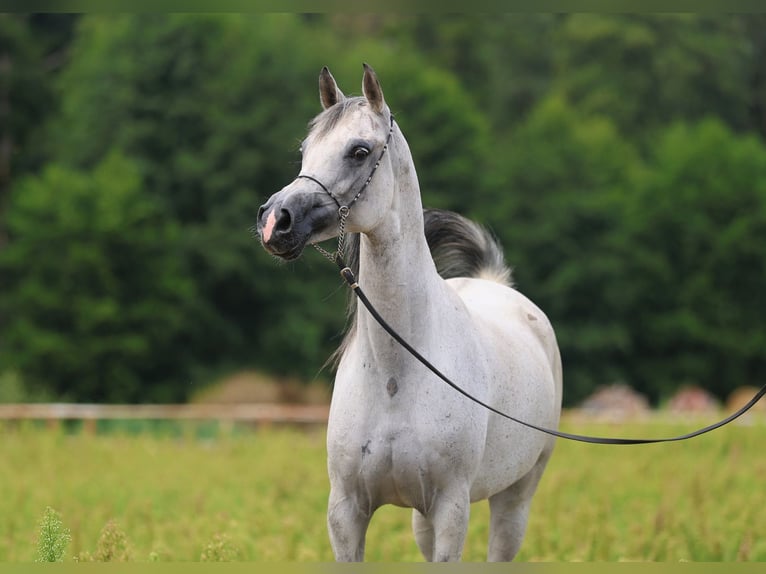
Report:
294,113,395,263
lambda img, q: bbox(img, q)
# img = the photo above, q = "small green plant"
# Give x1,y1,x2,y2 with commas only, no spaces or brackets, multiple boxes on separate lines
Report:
35,506,71,562
82,519,132,562
200,533,240,562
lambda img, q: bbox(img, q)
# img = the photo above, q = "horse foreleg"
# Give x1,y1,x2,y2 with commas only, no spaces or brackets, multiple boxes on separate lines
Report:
327,488,372,562
429,487,471,561
487,452,551,561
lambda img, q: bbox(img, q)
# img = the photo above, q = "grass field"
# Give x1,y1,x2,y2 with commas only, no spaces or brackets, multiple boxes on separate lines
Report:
2,415,765,562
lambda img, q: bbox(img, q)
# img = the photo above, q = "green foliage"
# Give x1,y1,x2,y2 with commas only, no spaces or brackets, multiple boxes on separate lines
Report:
2,14,766,404
0,16,57,173
46,14,351,383
0,14,78,248
488,95,766,404
53,15,321,221
0,153,198,402
617,119,766,401
485,96,642,403
552,15,752,140
35,506,70,562
385,14,559,130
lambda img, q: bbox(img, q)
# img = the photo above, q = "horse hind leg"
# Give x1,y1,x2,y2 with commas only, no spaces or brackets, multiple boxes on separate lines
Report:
412,509,435,561
487,451,552,561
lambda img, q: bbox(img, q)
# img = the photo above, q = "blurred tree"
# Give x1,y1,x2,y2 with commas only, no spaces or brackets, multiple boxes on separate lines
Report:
4,13,765,406
379,14,766,404
743,14,766,140
48,14,349,386
482,96,641,404
617,119,766,402
0,154,198,402
0,14,79,383
374,14,559,132
0,14,78,246
38,14,495,398
552,15,752,141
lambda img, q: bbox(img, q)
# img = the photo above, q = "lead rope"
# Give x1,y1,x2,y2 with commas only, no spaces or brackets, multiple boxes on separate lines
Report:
305,113,766,445
333,258,766,445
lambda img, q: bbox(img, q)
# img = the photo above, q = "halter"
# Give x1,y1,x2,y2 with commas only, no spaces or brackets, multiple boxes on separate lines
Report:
295,113,395,263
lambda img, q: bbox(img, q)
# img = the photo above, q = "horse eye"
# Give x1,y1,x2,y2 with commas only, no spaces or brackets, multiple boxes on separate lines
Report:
351,147,370,161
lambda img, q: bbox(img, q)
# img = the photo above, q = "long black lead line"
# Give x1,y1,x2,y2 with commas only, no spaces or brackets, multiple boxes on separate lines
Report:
336,258,766,446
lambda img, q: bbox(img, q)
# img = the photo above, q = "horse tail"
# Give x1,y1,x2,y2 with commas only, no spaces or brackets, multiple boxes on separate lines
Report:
423,208,513,287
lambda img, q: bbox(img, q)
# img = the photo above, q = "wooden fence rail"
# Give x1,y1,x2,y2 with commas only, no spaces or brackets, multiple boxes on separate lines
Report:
0,403,330,432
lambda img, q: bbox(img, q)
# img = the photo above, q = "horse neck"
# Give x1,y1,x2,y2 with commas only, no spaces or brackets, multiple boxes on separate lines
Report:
355,131,443,351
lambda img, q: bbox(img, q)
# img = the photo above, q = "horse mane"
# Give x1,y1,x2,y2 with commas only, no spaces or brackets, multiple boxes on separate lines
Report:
328,208,512,370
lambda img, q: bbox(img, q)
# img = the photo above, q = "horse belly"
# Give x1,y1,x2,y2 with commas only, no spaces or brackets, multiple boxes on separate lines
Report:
446,278,562,501
469,420,553,501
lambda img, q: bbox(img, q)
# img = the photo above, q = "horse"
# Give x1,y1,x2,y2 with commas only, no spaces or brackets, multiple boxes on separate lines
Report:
255,64,563,562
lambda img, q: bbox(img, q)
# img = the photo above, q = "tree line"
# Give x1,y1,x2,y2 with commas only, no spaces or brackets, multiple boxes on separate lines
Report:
1,14,766,405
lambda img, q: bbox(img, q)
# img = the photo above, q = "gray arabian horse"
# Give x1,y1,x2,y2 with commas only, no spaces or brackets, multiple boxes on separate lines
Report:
256,64,562,562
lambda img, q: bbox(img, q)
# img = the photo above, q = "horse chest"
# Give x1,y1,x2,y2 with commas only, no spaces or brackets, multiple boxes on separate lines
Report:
328,366,487,511
330,421,455,512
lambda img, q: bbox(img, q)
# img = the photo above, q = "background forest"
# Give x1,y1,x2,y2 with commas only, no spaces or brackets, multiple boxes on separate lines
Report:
2,13,766,406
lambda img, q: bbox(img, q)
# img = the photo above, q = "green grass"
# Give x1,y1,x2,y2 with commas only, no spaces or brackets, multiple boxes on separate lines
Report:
2,416,765,562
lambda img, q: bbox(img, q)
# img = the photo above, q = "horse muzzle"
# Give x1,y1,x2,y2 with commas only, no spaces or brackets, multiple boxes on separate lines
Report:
256,184,339,260
256,196,310,260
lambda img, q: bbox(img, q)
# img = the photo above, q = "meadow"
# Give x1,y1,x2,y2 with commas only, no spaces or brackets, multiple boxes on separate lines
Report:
1,415,764,562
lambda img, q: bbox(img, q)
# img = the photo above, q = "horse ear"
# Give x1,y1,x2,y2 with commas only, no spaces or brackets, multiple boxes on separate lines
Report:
362,63,385,114
319,66,345,110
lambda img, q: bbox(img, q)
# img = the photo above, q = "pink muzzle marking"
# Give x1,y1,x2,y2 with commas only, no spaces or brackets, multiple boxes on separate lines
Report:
263,209,277,243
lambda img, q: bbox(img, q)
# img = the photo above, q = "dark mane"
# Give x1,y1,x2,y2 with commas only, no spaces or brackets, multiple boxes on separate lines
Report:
325,231,361,370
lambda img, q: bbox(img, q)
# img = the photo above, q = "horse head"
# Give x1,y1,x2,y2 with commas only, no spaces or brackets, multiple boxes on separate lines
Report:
256,64,396,260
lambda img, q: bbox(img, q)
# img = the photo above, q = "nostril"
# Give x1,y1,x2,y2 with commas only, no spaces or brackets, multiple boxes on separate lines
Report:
275,208,292,233
257,205,266,221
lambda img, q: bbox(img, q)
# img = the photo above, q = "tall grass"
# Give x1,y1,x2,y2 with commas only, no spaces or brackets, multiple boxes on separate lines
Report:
2,416,764,561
